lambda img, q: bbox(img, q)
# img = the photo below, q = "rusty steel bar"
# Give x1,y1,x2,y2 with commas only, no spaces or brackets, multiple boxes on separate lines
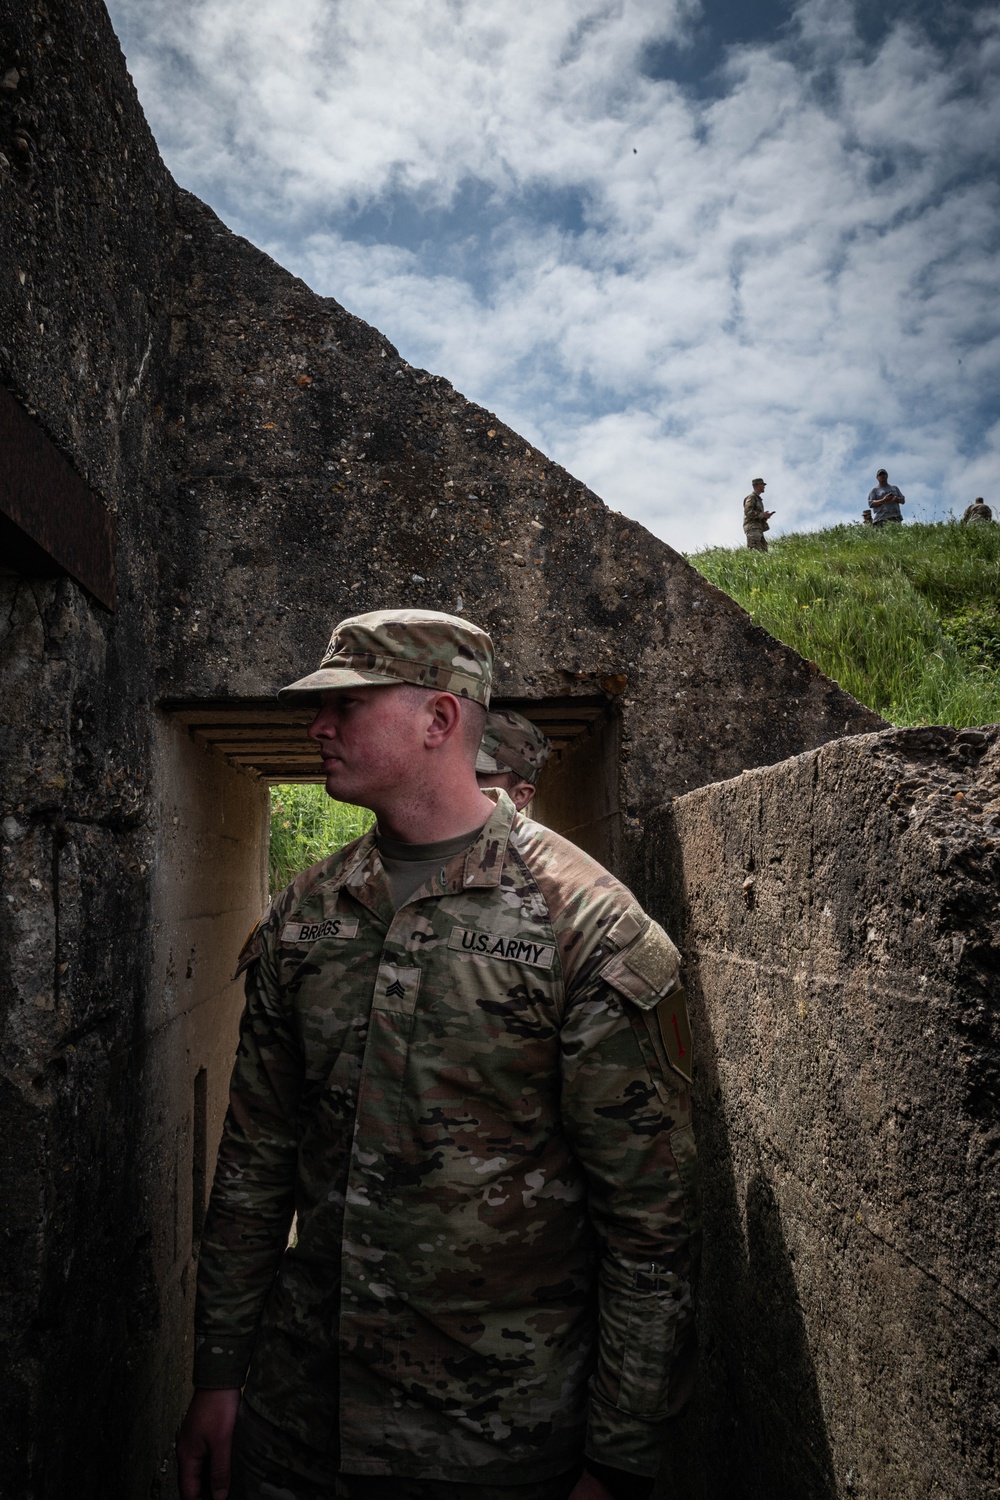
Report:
0,386,116,609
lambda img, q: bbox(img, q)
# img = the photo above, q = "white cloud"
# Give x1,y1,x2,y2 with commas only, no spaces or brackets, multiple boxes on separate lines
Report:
108,0,1000,551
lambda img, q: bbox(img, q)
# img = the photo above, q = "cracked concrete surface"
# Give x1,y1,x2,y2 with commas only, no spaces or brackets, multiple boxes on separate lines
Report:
644,726,1000,1500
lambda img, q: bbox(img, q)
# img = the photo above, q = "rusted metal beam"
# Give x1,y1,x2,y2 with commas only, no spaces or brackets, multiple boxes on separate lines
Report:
0,386,116,609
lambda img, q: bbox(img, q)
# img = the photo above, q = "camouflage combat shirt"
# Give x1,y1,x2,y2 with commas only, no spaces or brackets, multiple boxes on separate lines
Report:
743,493,769,534
194,790,698,1483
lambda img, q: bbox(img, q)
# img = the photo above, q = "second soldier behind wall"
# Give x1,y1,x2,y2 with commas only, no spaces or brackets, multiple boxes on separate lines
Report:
743,477,774,552
475,707,552,811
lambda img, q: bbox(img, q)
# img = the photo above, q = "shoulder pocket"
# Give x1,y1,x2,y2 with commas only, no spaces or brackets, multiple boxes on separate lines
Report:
601,917,680,1010
602,920,692,1087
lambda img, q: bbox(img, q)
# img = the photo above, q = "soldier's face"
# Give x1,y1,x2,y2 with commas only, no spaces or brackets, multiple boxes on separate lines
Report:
308,685,428,805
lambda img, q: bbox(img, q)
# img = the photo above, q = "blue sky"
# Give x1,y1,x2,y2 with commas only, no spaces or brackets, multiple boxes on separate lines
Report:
106,0,1000,551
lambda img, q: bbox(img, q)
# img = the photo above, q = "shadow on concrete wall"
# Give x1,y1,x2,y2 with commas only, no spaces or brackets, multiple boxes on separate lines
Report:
648,822,839,1500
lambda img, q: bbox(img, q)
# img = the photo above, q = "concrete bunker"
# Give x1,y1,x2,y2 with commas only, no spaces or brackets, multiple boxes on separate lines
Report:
4,1,995,1495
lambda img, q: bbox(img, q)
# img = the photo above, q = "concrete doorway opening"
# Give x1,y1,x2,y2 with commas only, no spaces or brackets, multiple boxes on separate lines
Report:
163,691,623,873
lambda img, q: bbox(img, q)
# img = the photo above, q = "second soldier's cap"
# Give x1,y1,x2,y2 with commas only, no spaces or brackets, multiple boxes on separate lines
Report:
475,709,551,784
752,477,766,486
279,608,493,705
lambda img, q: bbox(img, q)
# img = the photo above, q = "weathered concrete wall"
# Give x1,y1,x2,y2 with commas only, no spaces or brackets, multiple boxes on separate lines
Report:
642,726,1000,1500
0,0,176,1491
125,721,267,1493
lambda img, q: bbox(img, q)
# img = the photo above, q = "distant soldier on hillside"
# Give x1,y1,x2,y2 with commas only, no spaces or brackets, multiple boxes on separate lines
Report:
961,498,993,525
867,468,905,526
743,478,774,552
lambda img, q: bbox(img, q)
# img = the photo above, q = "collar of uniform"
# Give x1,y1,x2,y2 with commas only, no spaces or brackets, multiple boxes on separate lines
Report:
456,787,516,891
339,827,395,927
337,791,515,915
390,788,516,902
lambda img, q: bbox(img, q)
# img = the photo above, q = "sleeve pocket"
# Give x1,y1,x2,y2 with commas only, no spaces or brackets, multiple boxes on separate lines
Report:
595,1254,682,1418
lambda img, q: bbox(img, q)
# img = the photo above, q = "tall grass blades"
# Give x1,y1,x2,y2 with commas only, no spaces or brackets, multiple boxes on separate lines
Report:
269,784,374,895
688,522,1000,728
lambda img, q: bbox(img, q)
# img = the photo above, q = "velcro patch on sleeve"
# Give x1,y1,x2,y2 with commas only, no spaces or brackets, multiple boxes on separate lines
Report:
448,927,555,969
601,919,681,1010
281,916,360,945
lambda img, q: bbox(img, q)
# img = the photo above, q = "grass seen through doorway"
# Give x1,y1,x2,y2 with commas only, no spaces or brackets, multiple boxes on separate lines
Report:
269,784,374,896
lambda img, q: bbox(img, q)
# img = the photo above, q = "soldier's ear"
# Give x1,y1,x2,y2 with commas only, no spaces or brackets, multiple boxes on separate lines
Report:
423,691,463,748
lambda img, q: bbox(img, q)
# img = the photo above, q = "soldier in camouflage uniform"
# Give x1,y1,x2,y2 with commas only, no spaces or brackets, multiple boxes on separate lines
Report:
176,610,698,1500
475,708,552,811
961,497,993,525
743,477,774,552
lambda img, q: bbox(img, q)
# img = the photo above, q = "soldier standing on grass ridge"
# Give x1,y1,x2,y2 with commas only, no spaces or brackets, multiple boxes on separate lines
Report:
475,707,552,811
176,608,698,1500
867,468,905,526
743,477,774,552
961,498,993,525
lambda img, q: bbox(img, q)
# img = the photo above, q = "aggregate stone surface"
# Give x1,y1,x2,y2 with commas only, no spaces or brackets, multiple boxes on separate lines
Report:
645,726,1000,1500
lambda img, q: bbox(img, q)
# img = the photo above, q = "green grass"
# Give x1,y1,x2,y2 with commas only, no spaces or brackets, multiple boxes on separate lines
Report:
269,784,374,896
687,520,1000,728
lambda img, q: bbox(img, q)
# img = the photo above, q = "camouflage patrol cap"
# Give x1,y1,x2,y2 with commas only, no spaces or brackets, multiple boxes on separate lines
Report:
475,709,551,784
279,608,493,705
752,477,766,486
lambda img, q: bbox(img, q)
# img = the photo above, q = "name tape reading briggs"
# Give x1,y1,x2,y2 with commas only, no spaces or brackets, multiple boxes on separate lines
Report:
282,917,360,944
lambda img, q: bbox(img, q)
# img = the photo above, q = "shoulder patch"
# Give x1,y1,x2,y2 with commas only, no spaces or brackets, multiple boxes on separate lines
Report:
601,919,680,1010
233,913,267,979
657,987,693,1085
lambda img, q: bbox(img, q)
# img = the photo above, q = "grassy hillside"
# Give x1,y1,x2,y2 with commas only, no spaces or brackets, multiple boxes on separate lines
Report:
688,521,1000,729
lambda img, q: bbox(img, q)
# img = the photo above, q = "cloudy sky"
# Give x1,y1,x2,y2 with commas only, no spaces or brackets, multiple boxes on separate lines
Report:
106,0,1000,552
